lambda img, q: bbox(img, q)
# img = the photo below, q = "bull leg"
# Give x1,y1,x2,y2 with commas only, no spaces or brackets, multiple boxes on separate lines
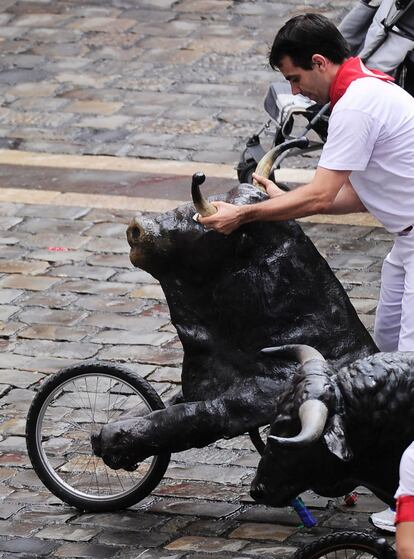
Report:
92,388,275,470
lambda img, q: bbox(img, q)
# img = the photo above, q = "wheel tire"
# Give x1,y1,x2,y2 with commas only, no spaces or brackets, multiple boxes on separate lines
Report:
26,362,171,512
292,531,395,559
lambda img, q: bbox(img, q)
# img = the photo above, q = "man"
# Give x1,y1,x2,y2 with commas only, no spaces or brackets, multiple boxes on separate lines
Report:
396,444,414,558
199,13,414,535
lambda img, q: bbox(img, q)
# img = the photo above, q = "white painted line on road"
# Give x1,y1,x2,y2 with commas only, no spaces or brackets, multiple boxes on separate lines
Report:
0,186,382,228
0,149,315,183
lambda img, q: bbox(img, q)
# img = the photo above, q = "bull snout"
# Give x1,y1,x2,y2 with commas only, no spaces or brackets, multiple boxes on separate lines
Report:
127,220,145,247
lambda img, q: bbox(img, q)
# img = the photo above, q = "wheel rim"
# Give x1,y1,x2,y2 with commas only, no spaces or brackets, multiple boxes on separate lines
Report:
35,372,161,503
308,544,389,558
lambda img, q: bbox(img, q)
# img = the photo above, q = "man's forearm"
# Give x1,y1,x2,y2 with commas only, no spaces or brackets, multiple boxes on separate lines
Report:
239,183,332,224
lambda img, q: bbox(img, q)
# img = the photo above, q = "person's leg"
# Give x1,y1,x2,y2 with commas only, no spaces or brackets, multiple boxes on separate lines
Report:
397,233,414,351
374,245,404,352
371,240,404,531
396,444,414,559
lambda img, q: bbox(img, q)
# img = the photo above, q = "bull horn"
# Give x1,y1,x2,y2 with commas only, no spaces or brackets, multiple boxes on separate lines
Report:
268,399,328,447
261,344,325,365
191,172,217,217
253,146,279,191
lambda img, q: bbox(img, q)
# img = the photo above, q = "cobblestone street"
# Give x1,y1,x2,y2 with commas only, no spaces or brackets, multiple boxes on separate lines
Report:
0,0,399,558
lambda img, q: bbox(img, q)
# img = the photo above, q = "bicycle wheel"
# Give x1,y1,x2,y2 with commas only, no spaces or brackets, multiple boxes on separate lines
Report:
293,531,395,559
26,362,171,512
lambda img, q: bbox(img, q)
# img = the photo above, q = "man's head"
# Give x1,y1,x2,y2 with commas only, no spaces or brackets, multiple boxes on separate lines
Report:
269,14,349,103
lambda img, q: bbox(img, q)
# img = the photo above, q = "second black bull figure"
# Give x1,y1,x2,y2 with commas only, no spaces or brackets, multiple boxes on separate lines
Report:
251,344,414,508
92,178,376,471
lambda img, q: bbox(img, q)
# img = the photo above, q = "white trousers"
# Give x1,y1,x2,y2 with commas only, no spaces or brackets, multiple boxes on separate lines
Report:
374,229,414,352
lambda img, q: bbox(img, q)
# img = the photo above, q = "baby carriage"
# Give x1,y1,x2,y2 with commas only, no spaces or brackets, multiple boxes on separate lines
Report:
237,0,414,186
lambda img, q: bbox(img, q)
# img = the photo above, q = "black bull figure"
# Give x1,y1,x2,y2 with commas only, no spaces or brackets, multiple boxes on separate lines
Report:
251,345,414,508
92,176,376,473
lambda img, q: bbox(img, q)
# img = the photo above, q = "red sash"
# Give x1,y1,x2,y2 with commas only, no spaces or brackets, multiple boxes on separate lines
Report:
396,496,414,524
329,57,394,110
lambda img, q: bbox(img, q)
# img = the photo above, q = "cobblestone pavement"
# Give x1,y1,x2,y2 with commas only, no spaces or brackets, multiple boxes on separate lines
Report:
0,0,354,168
0,0,399,558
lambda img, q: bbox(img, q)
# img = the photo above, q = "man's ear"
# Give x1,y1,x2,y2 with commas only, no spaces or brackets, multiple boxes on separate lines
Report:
311,54,327,70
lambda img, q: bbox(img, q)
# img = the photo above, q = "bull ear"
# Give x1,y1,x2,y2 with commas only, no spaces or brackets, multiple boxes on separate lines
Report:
323,414,353,462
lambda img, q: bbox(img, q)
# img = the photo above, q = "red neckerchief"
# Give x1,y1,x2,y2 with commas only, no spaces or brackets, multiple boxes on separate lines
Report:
329,57,394,110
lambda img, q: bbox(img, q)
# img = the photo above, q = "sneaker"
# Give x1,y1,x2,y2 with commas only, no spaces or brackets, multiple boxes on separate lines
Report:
370,507,396,533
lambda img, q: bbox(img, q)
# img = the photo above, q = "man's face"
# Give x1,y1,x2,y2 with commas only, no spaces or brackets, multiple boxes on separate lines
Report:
278,55,331,103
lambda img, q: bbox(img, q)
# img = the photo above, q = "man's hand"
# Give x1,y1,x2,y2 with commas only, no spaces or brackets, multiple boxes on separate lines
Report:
197,201,243,235
252,173,286,198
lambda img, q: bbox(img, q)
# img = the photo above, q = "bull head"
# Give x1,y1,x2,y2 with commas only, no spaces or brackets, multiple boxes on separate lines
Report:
251,345,353,506
263,344,352,460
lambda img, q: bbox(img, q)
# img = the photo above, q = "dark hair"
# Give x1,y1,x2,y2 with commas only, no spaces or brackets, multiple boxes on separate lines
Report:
269,14,350,70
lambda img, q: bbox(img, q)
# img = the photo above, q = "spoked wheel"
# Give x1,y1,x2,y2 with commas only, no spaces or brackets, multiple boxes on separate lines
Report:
293,531,395,559
26,362,171,512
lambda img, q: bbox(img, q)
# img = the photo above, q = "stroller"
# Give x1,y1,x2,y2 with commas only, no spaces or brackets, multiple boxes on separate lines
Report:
237,0,414,186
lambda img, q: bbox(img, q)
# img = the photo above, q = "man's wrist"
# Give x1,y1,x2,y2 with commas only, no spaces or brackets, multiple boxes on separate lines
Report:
237,204,256,225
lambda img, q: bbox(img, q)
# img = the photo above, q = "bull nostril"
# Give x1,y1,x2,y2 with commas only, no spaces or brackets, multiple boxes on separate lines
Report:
130,225,141,241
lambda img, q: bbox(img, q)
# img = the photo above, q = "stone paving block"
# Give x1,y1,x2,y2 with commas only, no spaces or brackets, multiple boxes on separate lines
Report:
0,274,60,291
148,367,181,384
0,369,43,388
83,237,128,253
0,503,24,520
56,278,132,297
0,436,28,453
20,290,78,309
16,217,92,236
0,259,49,275
72,511,166,532
0,216,22,229
89,330,174,346
19,324,89,342
149,499,241,519
113,270,157,285
82,314,169,332
0,537,58,556
19,308,87,326
97,344,183,365
97,530,171,548
0,289,23,304
165,535,247,553
75,294,145,314
54,542,120,558
49,263,116,281
229,522,298,542
153,482,242,501
186,518,242,539
130,285,165,300
86,253,131,269
13,339,100,359
0,305,19,321
322,512,372,531
165,463,248,484
240,543,298,557
0,418,26,437
35,524,99,542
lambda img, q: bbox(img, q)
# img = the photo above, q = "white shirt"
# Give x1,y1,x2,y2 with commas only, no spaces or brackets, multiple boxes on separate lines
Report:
395,442,414,498
319,78,414,233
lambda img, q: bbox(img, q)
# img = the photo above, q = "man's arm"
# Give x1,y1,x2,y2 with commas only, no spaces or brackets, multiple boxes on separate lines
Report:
198,167,352,235
397,522,414,559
